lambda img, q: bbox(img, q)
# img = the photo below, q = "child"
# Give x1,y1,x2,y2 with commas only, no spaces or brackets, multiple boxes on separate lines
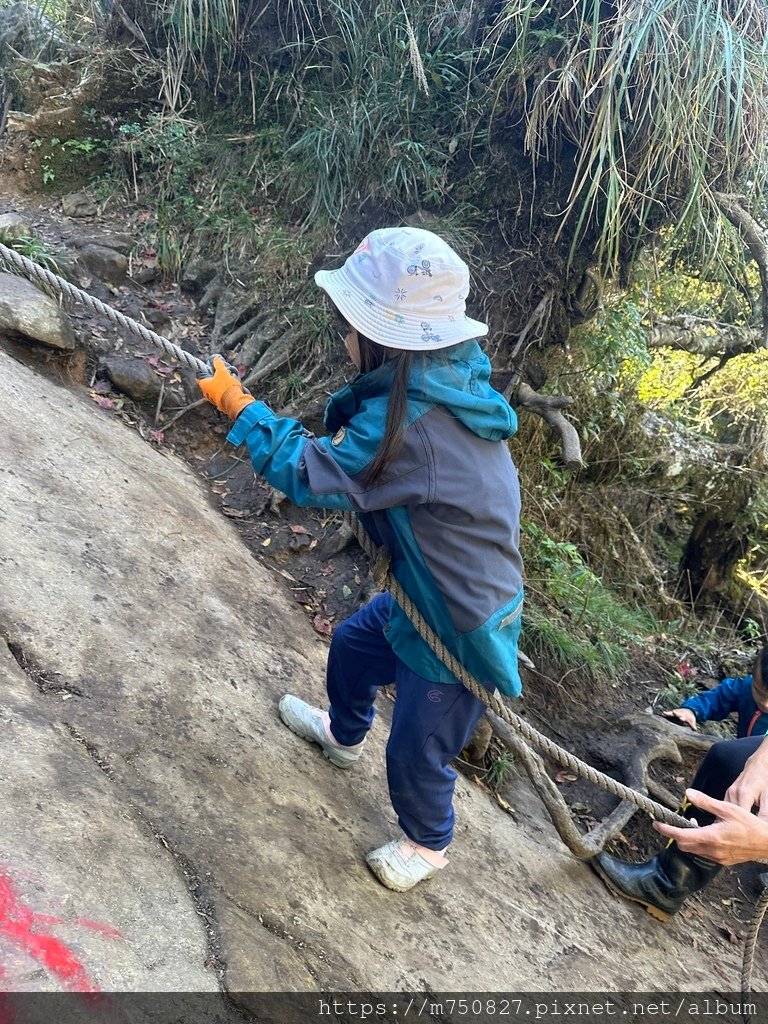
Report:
662,646,768,738
197,227,524,892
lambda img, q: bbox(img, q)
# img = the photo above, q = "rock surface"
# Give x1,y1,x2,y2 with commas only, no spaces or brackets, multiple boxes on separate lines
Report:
0,347,764,1000
75,243,128,283
0,271,75,349
101,355,163,403
0,212,32,238
61,191,97,219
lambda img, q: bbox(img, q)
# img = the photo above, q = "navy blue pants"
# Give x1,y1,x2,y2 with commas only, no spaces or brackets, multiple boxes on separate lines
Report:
326,594,486,850
687,735,764,826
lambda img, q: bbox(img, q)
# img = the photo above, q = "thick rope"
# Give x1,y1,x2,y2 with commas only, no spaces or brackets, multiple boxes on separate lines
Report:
2,242,763,992
0,242,208,375
742,886,768,1000
350,519,767,1001
348,517,692,829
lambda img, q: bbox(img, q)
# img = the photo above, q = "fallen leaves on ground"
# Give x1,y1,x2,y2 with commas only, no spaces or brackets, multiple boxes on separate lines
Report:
222,506,251,519
91,395,115,410
312,614,333,637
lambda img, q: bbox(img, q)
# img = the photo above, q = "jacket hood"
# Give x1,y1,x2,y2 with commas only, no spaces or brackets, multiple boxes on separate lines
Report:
325,340,517,441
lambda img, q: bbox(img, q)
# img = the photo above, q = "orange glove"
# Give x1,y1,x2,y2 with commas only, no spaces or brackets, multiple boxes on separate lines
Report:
196,355,255,420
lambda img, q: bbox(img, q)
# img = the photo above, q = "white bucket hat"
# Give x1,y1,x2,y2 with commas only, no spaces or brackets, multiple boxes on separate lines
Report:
314,226,488,351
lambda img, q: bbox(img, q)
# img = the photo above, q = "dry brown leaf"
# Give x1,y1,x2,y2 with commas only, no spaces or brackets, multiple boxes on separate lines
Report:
312,615,333,637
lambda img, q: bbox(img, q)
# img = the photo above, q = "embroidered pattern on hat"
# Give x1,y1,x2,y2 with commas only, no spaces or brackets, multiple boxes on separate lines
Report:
395,288,407,301
407,259,432,277
421,321,442,345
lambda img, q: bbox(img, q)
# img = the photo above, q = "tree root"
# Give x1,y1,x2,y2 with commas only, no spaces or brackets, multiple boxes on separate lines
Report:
162,330,295,429
514,381,583,470
487,709,714,859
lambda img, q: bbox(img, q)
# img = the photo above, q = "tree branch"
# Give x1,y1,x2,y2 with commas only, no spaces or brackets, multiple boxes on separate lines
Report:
648,316,762,357
513,381,584,471
714,192,768,348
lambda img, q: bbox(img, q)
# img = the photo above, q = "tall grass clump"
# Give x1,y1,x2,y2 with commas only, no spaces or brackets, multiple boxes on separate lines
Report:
490,0,768,270
98,2,768,284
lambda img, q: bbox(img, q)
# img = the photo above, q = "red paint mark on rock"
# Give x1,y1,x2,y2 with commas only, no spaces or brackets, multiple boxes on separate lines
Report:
73,919,123,941
0,871,101,992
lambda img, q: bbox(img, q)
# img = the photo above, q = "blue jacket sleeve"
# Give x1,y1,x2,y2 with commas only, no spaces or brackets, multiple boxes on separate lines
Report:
226,400,432,511
681,676,750,723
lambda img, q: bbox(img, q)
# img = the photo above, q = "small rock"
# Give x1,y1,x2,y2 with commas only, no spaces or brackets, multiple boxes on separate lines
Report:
145,307,170,328
181,258,217,294
132,266,158,286
319,521,355,559
289,533,312,551
101,356,163,403
61,191,97,219
71,232,135,255
463,715,493,764
0,271,75,349
76,244,128,284
0,213,32,239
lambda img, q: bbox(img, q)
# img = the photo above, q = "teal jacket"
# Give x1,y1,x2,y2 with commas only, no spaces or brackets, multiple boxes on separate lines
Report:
227,340,524,696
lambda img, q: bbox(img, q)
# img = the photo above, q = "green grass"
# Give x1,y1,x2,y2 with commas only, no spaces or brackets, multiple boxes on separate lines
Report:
144,0,768,275
523,605,632,681
521,522,660,682
0,235,64,274
485,749,517,791
490,0,768,271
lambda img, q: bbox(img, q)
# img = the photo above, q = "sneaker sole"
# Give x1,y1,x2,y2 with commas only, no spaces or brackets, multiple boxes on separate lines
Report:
366,858,427,892
279,710,357,770
365,852,439,892
591,860,672,923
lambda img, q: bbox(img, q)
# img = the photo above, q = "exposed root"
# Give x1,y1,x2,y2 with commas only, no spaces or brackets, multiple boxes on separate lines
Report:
488,709,713,859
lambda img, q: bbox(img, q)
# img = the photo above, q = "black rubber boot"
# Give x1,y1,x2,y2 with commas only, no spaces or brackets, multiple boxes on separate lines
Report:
591,843,722,922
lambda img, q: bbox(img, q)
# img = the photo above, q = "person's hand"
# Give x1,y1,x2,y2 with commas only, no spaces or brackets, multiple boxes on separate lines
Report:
196,355,255,420
653,789,768,865
661,707,698,730
725,738,768,814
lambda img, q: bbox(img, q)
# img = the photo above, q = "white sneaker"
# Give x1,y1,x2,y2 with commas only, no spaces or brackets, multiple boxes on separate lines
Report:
366,836,448,892
278,695,363,769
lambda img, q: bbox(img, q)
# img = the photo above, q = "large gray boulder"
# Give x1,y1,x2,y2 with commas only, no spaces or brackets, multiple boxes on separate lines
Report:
0,271,75,349
0,212,33,239
0,348,763,1000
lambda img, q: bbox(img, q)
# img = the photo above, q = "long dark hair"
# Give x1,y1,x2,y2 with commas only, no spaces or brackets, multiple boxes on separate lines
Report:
336,311,413,484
